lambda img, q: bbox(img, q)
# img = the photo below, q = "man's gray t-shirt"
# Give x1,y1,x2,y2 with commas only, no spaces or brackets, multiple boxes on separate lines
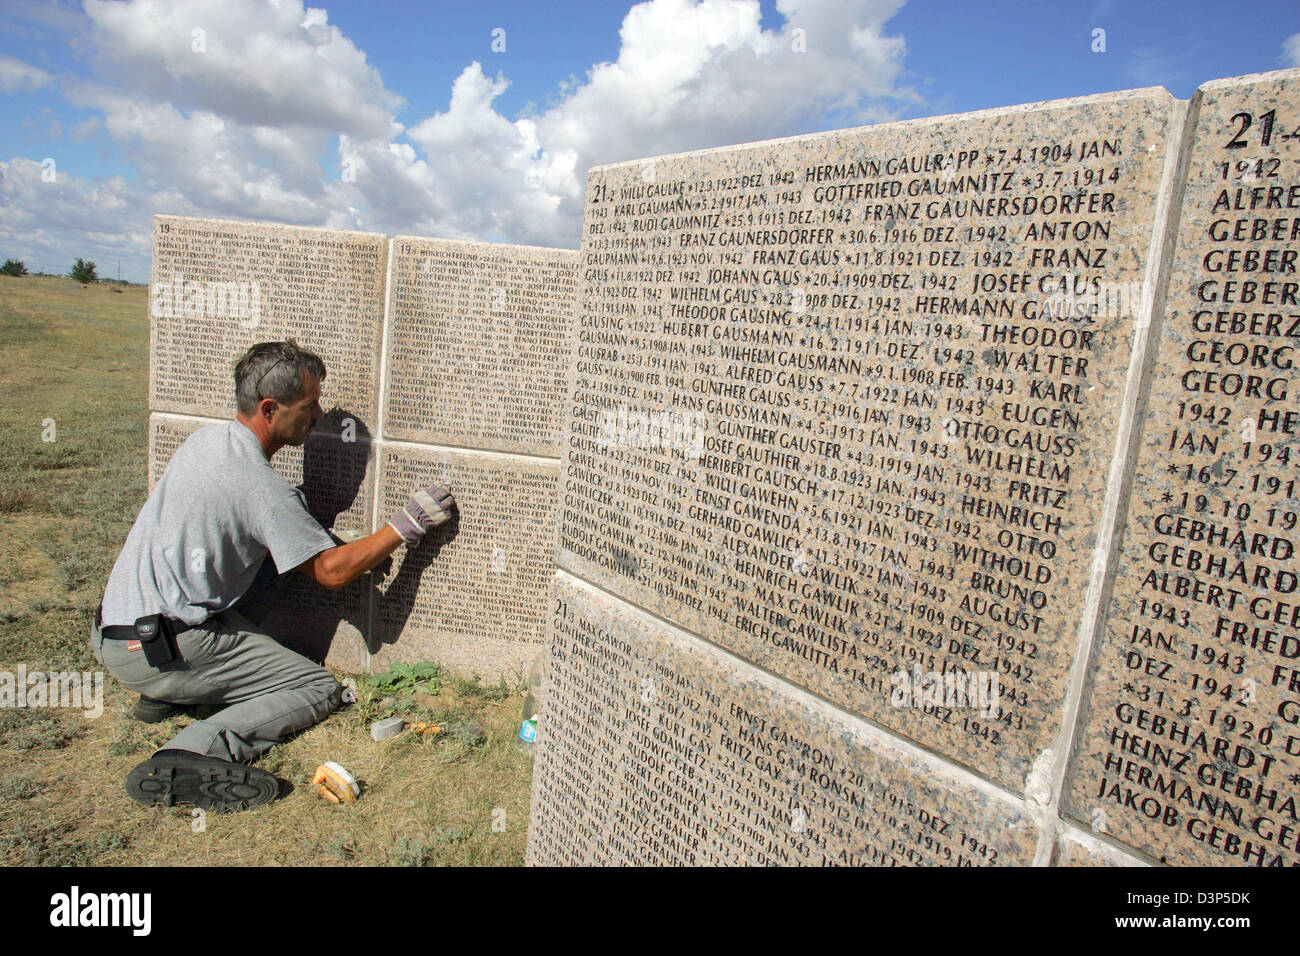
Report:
102,420,336,627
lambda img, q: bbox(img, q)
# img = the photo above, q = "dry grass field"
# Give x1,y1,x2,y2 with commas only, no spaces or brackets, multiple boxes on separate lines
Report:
0,276,533,866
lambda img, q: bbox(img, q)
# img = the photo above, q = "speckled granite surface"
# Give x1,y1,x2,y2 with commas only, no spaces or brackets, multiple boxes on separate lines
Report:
1065,69,1300,867
528,572,1038,866
557,88,1183,791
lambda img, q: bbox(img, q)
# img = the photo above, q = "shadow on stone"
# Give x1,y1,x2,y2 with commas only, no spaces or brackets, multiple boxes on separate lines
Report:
365,510,460,654
232,410,423,667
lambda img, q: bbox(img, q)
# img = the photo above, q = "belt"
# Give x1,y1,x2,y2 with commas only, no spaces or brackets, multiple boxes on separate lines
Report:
97,603,200,667
95,604,193,640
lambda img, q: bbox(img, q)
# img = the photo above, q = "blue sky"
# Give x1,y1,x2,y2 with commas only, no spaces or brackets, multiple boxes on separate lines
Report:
2,0,1298,283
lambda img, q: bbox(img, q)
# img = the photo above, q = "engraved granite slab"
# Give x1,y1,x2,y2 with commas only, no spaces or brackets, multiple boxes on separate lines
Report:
370,442,561,679
149,216,387,434
1064,69,1300,866
527,572,1038,866
557,89,1184,791
383,237,578,456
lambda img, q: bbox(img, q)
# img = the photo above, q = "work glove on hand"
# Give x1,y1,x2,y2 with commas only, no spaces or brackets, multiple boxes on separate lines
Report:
389,485,455,545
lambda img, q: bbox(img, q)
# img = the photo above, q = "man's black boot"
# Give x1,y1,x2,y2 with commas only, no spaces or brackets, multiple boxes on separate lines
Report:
132,695,191,723
126,750,280,811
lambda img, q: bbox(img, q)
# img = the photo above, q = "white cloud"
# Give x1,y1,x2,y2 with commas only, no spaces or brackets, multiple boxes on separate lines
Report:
0,158,153,277
552,0,910,158
0,54,53,92
9,0,915,278
386,0,915,244
66,82,336,224
70,116,104,141
83,0,402,139
1284,33,1300,68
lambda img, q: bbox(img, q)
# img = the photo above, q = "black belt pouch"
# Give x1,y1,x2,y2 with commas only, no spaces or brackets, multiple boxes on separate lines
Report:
134,614,178,667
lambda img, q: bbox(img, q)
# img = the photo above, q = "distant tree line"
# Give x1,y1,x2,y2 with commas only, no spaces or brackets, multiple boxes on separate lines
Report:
1,258,113,283
1,258,142,286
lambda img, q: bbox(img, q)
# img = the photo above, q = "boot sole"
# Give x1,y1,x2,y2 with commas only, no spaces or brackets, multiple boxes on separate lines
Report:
126,753,279,811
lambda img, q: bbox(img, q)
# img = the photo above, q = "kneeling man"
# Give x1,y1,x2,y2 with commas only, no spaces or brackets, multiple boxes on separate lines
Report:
93,340,452,811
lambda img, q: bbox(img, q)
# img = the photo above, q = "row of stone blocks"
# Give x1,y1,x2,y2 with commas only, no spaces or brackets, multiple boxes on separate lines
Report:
147,230,578,680
529,71,1300,866
147,67,1300,866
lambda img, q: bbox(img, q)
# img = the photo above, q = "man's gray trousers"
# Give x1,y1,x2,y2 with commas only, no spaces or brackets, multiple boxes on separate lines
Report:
91,610,342,763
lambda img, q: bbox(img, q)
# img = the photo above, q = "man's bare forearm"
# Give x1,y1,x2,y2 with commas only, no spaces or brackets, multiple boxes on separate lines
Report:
297,484,456,590
297,526,404,590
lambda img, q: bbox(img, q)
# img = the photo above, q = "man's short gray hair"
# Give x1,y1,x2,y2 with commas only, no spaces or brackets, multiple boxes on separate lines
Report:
234,340,326,415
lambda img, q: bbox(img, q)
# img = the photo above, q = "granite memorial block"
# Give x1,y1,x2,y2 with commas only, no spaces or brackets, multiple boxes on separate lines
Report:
1065,69,1300,866
149,216,387,434
147,218,581,679
371,442,561,678
527,572,1039,866
247,573,372,672
383,238,578,456
556,89,1185,792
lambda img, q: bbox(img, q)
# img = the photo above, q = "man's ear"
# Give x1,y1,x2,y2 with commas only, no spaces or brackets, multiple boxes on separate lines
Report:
258,396,278,420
